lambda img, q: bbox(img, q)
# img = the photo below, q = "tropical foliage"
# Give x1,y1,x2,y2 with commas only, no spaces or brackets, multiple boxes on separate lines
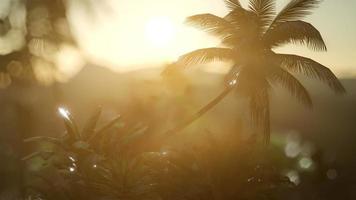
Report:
24,108,293,200
24,107,158,200
177,0,345,144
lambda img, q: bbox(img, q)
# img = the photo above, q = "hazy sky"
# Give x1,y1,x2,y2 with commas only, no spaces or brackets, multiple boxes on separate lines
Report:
68,0,356,77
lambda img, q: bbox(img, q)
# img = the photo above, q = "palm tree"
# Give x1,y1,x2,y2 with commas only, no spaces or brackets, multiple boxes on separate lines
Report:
176,0,345,144
0,0,110,86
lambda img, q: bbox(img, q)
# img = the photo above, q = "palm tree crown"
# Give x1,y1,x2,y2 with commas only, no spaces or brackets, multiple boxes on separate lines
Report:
177,0,345,144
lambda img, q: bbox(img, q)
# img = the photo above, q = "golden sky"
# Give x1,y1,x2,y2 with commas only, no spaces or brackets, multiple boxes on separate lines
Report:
68,0,356,77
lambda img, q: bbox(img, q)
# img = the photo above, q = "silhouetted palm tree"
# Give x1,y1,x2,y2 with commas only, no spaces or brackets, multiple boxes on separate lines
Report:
177,0,345,144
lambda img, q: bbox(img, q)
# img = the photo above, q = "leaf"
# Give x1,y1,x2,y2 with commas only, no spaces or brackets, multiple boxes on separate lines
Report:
268,66,313,107
22,151,54,161
224,5,257,29
58,107,80,140
72,141,91,151
224,0,243,11
186,14,237,39
264,20,326,51
268,0,322,30
248,0,276,31
82,106,102,140
178,48,235,66
249,89,271,145
24,136,61,144
24,136,65,149
22,152,42,161
120,126,148,146
275,53,346,93
88,115,121,143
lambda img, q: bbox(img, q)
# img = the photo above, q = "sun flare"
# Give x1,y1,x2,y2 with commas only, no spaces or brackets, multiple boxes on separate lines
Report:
145,17,176,48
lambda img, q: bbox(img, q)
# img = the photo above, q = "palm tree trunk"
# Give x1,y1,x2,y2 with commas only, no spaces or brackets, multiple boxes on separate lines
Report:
167,86,233,134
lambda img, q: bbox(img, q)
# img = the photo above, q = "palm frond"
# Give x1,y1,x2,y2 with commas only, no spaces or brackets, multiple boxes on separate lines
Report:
275,54,346,93
221,34,243,47
224,0,243,11
178,48,234,66
224,6,260,41
248,0,276,31
268,67,313,108
224,6,255,27
264,20,326,51
186,14,236,39
235,69,271,144
268,0,322,30
248,86,271,144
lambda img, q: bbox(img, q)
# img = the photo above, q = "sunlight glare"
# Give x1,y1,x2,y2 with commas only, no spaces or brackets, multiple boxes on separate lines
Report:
69,156,76,162
229,79,237,86
145,17,176,48
58,107,70,120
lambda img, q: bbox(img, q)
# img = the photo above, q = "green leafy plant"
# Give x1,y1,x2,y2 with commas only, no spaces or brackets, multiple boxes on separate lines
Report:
23,107,160,200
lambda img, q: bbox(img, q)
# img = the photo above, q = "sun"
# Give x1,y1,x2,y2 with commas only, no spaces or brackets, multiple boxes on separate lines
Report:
145,16,176,48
